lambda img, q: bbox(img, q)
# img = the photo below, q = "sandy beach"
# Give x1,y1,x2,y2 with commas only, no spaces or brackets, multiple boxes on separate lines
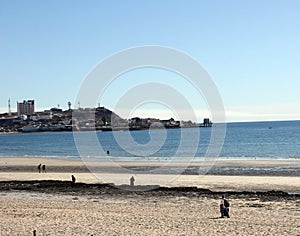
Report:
0,157,300,235
1,157,300,192
0,190,299,236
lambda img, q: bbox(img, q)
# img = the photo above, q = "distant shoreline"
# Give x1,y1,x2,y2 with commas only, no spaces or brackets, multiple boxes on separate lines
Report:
2,119,300,135
0,124,213,135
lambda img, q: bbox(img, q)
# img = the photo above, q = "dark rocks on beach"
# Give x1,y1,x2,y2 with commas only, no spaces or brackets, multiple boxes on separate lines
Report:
0,180,298,201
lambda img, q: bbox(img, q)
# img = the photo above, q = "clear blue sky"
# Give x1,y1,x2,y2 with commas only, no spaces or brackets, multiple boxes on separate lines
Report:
0,0,299,122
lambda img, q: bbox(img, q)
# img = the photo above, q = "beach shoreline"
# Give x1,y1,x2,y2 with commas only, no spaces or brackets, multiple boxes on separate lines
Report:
1,156,300,169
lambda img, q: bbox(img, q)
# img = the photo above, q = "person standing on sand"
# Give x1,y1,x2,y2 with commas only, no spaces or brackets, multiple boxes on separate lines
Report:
220,194,230,218
42,164,46,173
37,164,41,173
130,176,135,186
71,175,76,188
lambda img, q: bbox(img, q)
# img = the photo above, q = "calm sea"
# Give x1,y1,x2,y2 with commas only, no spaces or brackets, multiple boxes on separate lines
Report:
0,120,299,160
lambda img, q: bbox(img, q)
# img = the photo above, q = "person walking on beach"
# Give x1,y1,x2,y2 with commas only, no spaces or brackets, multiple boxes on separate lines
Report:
42,164,46,173
130,176,135,186
37,164,41,173
71,175,76,188
220,194,230,218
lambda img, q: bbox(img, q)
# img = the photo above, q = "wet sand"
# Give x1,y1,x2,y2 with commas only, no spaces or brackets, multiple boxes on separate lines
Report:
2,156,300,169
1,157,300,175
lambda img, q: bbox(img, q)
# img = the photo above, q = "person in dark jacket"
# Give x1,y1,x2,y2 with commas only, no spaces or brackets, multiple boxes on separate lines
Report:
71,175,76,188
220,194,230,218
37,164,41,173
41,164,46,173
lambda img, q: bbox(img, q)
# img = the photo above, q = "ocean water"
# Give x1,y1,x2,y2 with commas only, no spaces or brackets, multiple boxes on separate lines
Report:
0,120,299,160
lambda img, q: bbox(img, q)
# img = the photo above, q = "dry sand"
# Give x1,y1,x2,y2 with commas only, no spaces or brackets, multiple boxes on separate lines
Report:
0,157,300,235
0,191,299,236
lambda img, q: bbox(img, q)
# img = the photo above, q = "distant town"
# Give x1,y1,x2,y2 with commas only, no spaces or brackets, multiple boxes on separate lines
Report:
0,99,212,133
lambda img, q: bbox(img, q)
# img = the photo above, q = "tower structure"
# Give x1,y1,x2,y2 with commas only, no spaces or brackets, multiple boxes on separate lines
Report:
8,98,11,116
68,101,71,110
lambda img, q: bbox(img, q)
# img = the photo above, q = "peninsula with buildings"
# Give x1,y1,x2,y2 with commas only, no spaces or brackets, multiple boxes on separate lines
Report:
0,99,212,133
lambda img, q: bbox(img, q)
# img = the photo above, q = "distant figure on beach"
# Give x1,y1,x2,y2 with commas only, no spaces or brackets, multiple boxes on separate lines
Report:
71,175,76,188
106,150,110,155
130,176,135,186
42,164,46,173
37,164,41,173
220,194,230,218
